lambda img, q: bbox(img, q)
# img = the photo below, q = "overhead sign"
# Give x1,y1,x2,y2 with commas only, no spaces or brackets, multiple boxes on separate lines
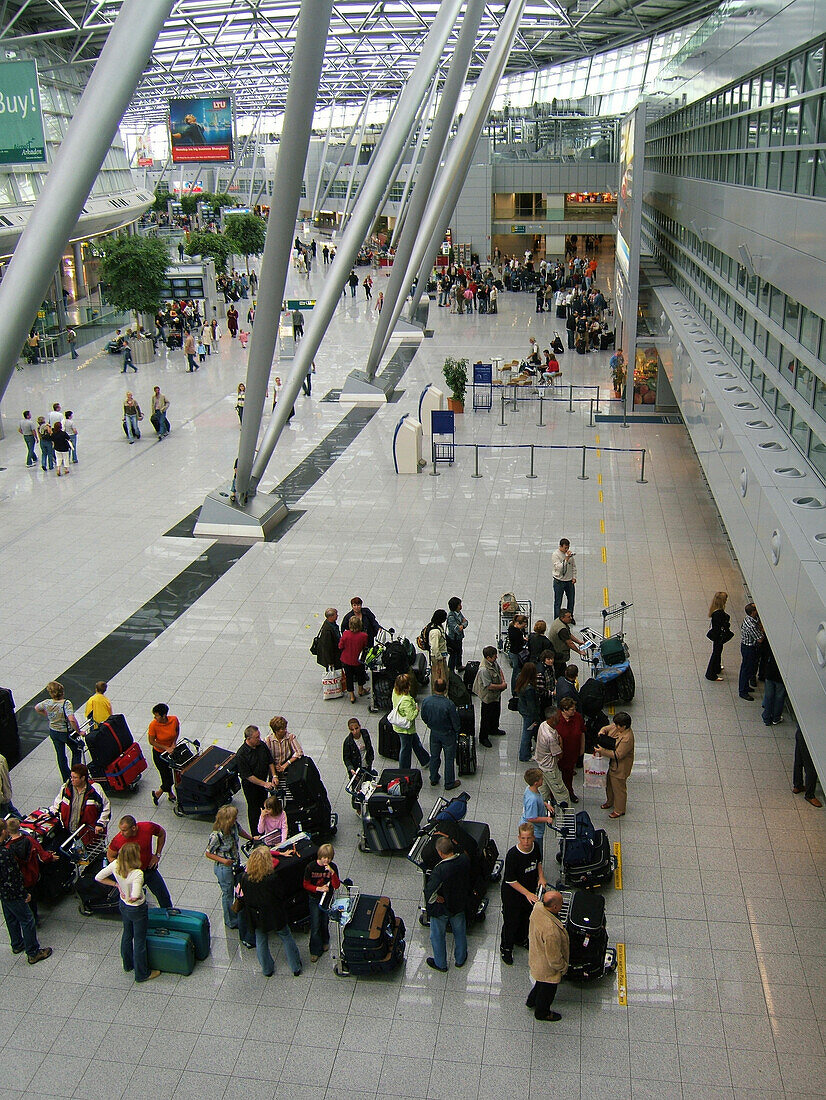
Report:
169,96,234,163
511,224,526,234
0,60,46,165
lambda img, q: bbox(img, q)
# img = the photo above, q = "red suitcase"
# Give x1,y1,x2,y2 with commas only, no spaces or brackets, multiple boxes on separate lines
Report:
105,743,147,791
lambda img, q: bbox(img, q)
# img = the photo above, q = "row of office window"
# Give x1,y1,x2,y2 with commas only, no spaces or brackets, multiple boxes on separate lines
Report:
645,37,826,199
641,207,826,484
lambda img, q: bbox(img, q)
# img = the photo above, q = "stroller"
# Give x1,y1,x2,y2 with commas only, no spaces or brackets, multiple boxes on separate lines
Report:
552,810,616,889
557,888,618,981
578,600,635,704
407,794,502,926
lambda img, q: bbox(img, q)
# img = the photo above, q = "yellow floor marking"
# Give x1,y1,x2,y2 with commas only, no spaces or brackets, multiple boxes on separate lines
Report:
601,546,607,564
595,434,600,445
617,943,627,1005
614,841,622,890
599,519,605,534
603,587,610,607
597,473,602,486
598,490,603,503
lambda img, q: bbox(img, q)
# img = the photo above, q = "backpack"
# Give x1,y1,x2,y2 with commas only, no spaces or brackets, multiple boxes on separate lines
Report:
6,835,40,888
417,623,433,651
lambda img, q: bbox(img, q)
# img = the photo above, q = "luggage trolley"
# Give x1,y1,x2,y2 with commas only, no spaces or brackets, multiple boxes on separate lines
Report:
329,884,406,978
60,824,120,918
557,888,618,981
552,809,616,889
498,592,532,652
578,599,635,704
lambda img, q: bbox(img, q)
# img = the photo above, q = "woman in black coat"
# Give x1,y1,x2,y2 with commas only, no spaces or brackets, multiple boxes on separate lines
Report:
240,847,303,976
705,591,733,681
315,608,342,669
343,719,374,777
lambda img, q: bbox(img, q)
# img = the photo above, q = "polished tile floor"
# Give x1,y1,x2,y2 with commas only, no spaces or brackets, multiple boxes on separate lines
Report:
0,251,824,1100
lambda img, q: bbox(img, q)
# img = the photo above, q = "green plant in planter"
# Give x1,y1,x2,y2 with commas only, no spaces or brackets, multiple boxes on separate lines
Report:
443,356,469,404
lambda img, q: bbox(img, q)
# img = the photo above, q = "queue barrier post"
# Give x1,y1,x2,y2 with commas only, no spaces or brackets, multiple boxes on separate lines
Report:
637,448,648,484
499,387,507,427
577,444,589,481
527,444,537,479
471,444,482,478
537,390,544,427
568,385,574,413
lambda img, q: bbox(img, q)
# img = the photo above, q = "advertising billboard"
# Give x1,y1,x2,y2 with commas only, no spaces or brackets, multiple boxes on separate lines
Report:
0,60,46,165
615,112,636,278
169,96,233,163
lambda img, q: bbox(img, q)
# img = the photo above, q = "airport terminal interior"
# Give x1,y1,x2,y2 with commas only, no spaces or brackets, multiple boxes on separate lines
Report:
0,2,825,1099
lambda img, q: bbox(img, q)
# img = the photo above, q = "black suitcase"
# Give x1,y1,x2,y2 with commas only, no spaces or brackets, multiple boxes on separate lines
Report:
342,917,405,975
35,853,75,904
370,670,395,713
564,889,610,980
559,828,614,888
378,715,400,759
381,805,423,851
360,807,393,853
368,769,422,815
76,853,120,916
447,673,472,708
341,895,396,959
175,745,240,816
86,715,134,773
456,707,476,776
0,686,21,767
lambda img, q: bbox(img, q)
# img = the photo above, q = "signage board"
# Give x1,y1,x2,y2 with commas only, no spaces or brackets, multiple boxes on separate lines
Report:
0,60,46,164
169,96,234,163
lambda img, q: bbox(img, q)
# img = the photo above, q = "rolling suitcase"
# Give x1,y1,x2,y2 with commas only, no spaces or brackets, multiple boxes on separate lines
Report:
456,707,477,776
360,807,393,853
105,742,147,791
146,927,196,975
378,715,400,759
463,661,480,696
341,895,395,959
344,917,405,975
381,806,423,851
148,907,210,960
564,889,610,980
175,745,239,816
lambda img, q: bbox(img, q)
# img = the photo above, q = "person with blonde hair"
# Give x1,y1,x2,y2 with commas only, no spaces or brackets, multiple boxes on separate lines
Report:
204,804,254,947
705,590,733,682
35,680,82,782
239,846,303,977
95,841,159,982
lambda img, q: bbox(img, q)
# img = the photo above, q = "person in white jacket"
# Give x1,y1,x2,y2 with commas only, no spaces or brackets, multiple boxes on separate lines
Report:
551,538,577,621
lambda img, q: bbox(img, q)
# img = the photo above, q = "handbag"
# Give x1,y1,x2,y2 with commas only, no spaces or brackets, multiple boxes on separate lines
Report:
387,704,412,730
310,631,321,656
231,884,244,914
583,752,609,789
322,667,345,701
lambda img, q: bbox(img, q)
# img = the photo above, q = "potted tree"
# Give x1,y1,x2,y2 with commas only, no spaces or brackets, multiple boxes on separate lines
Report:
443,356,469,413
99,234,169,363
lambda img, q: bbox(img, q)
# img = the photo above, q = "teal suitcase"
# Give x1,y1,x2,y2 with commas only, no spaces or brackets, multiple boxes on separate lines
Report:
600,636,627,666
148,907,211,960
146,927,196,975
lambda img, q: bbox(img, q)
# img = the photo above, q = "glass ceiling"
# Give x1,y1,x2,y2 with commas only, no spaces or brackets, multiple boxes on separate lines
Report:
0,1,721,125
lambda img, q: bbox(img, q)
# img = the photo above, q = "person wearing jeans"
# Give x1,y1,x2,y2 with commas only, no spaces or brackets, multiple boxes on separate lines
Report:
18,411,38,466
0,820,52,965
95,841,159,982
761,647,786,726
205,805,254,947
35,680,82,782
123,392,141,444
241,847,303,976
793,726,822,807
420,678,461,791
425,836,470,972
303,845,340,962
391,674,429,770
738,603,763,700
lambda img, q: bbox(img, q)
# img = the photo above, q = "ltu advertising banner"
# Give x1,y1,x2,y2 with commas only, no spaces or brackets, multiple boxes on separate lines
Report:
169,96,234,163
0,60,46,164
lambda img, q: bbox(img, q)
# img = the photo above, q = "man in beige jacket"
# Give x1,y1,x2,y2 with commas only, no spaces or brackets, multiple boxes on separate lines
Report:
527,887,569,1021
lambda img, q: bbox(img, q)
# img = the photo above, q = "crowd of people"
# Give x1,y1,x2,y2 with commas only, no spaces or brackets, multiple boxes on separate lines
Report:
17,402,78,474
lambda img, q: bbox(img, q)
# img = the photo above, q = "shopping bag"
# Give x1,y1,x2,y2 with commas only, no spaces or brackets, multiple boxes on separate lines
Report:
322,667,345,700
583,752,609,789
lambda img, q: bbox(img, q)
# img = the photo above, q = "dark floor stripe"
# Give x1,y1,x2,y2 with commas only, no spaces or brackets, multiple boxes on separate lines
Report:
15,343,419,763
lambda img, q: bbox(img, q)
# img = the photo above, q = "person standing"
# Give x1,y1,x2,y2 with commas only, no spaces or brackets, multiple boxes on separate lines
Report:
226,306,239,338
184,330,198,371
391,673,429,770
35,680,83,782
67,326,78,359
342,718,374,778
339,616,370,704
594,711,635,818
303,843,341,962
18,411,38,467
204,805,254,947
425,836,471,972
507,614,529,699
446,597,468,673
420,678,461,792
0,754,22,818
314,608,342,671
106,815,174,909
341,596,383,646
473,646,508,748
37,417,55,471
738,603,763,700
235,726,277,835
705,591,733,681
516,663,542,763
793,726,822,807
235,383,246,423
50,420,71,477
265,716,303,777
556,696,585,804
63,411,78,463
150,387,170,439
552,539,577,621
95,841,160,982
527,887,569,1021
147,703,180,806
0,819,53,966
428,610,449,684
50,763,111,836
533,708,570,810
761,646,786,726
84,681,112,728
548,611,584,678
500,823,546,966
240,846,303,977
520,769,555,861
292,308,304,341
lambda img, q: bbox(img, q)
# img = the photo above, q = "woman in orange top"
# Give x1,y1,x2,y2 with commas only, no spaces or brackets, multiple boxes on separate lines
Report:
147,702,180,806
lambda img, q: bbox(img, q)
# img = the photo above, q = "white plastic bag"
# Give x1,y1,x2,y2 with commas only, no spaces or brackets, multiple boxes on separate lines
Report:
322,667,345,700
583,752,609,789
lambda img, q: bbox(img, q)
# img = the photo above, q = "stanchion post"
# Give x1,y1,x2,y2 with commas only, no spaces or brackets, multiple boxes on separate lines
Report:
471,444,482,478
499,387,507,426
589,397,595,427
637,448,648,484
430,437,440,477
537,390,544,427
568,384,574,413
527,444,537,479
577,443,589,480
621,396,629,428
594,386,602,414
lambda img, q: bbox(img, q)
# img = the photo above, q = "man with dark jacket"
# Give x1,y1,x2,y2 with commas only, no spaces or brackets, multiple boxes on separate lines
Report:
420,678,461,791
236,726,277,834
425,836,471,972
0,819,52,965
314,608,342,669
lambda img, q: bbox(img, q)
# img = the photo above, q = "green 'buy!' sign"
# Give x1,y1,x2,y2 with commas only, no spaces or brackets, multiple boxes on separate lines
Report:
0,60,46,165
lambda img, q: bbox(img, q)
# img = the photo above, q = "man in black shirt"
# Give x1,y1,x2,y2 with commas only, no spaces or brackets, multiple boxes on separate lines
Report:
425,836,471,972
235,725,276,834
500,823,546,965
